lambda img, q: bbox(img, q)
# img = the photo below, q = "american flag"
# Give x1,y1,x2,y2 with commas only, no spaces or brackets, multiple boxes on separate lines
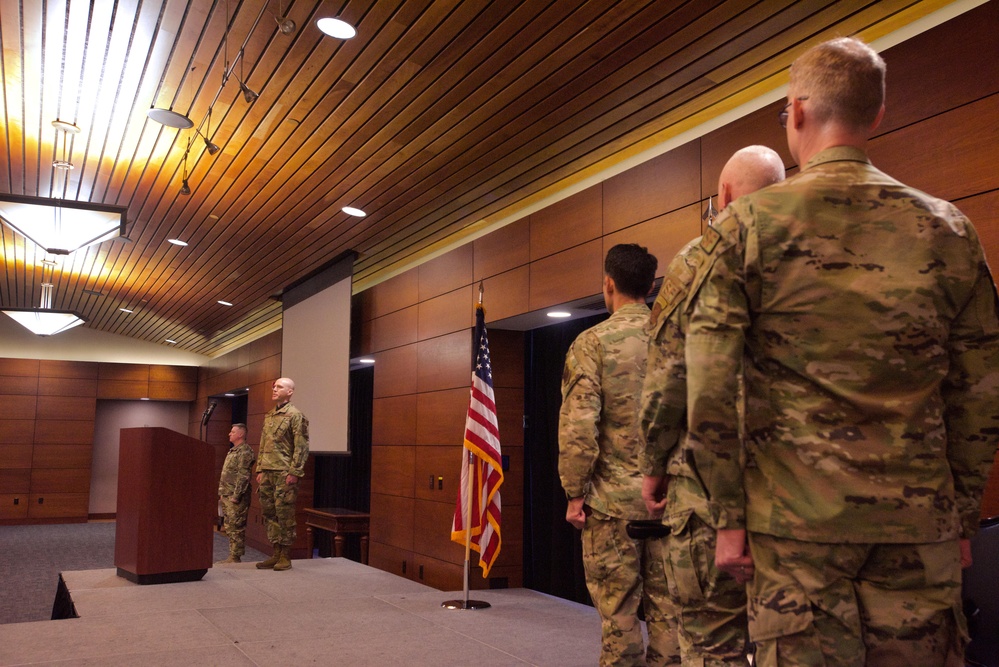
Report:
450,302,503,577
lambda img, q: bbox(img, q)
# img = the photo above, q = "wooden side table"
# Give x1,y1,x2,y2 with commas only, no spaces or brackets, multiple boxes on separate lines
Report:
303,507,370,564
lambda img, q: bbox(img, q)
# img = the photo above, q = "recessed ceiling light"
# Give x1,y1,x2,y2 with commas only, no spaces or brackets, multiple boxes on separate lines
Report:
168,239,188,246
165,339,177,344
317,17,356,39
358,358,376,364
342,206,366,217
547,311,572,318
224,393,235,397
218,300,233,307
119,308,133,314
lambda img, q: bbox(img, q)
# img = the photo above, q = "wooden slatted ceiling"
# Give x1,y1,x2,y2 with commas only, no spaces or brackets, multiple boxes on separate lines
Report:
0,0,958,356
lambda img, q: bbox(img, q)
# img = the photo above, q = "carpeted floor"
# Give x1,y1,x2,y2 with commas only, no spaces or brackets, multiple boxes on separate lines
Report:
0,522,265,625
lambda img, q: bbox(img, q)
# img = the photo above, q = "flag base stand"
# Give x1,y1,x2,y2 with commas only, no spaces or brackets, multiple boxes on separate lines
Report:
441,599,491,610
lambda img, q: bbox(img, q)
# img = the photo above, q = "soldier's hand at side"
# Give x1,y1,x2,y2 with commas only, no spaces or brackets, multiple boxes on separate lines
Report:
565,496,586,529
256,472,263,485
286,474,299,485
716,528,754,584
641,475,669,517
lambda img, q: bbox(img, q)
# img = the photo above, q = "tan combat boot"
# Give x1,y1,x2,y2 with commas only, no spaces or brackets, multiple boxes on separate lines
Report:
256,544,280,569
215,553,241,564
273,544,292,571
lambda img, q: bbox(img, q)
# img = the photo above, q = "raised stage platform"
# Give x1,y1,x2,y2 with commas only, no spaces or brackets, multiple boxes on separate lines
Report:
0,558,602,666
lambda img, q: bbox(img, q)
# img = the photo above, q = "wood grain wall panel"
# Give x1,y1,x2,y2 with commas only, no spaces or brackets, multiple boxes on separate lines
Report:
700,107,792,194
0,421,35,445
247,354,281,385
418,286,474,341
370,445,416,497
148,381,198,401
361,269,420,322
37,377,96,397
372,395,417,445
247,380,276,419
879,1,999,136
869,95,999,204
368,305,419,352
495,387,524,448
0,358,39,376
957,191,999,272
603,141,701,233
529,239,603,311
981,447,999,520
414,444,461,503
416,388,469,446
479,267,529,322
0,469,30,493
97,363,148,382
417,331,472,393
30,468,91,492
0,495,28,520
97,379,149,400
0,376,39,395
32,445,92,470
3,395,37,418
419,243,473,301
38,360,98,379
149,365,199,382
373,344,419,398
501,446,524,508
369,492,415,550
210,366,249,395
413,498,464,565
33,420,94,445
357,318,374,356
34,396,94,421
530,185,603,260
604,205,702,280
412,554,462,590
27,493,88,519
474,216,530,280
367,541,414,580
489,329,524,389
0,444,33,468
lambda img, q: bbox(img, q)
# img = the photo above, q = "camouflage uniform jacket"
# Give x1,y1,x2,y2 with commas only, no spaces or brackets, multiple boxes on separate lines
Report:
684,146,999,543
219,442,255,498
639,238,723,525
256,402,310,478
559,302,654,520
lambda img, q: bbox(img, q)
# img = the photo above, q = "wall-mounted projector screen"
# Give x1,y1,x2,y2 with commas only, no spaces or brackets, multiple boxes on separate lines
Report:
280,252,355,453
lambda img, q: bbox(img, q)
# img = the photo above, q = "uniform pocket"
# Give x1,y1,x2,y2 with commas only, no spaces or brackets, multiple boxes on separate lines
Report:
747,578,814,642
663,509,705,603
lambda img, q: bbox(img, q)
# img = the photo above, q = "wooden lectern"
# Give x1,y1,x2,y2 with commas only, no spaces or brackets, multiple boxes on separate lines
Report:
115,427,216,584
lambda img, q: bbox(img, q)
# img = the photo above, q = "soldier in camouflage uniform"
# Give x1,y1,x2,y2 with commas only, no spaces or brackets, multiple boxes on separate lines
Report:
682,38,999,665
255,377,310,571
640,146,785,665
217,423,255,564
559,244,680,667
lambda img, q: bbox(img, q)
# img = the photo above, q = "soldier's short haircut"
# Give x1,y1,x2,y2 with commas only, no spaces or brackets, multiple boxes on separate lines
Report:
605,244,657,299
789,37,885,131
232,423,247,434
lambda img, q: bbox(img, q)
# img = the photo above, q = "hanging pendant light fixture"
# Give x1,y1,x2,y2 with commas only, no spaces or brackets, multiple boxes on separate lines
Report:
2,259,86,336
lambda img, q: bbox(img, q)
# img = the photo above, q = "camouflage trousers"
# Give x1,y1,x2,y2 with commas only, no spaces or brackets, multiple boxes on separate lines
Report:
748,533,966,667
220,493,250,557
582,509,681,666
662,509,750,665
257,471,299,547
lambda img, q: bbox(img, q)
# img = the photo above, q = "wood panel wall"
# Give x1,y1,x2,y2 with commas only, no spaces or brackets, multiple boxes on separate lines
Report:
353,3,999,591
0,359,197,525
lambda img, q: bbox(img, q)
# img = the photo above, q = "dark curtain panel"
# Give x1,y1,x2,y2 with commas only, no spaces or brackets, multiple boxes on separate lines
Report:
313,365,373,559
523,312,607,605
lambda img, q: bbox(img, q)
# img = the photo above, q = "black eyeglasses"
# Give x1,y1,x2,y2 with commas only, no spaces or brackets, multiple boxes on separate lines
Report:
778,96,809,128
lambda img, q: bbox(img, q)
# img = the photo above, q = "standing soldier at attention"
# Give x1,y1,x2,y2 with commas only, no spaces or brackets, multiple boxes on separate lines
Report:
641,145,785,664
683,37,999,665
255,377,310,572
217,423,255,564
558,243,680,667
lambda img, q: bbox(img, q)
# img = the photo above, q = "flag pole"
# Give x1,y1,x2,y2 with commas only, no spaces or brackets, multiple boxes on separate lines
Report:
443,282,491,611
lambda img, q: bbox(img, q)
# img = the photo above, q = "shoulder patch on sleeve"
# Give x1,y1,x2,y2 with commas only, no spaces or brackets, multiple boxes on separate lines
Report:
699,225,722,254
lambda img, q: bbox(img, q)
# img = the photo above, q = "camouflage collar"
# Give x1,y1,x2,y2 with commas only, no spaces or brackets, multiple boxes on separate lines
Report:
803,145,870,172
